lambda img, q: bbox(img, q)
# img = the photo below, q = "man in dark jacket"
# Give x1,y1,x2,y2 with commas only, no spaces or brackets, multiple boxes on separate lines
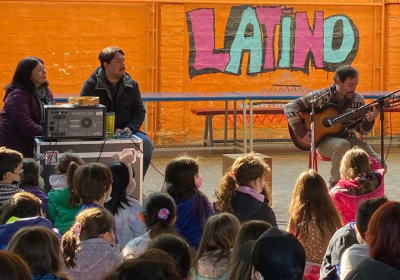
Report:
80,46,153,176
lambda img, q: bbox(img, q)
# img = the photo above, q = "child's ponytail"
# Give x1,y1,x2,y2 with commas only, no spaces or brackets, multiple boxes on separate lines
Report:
143,193,177,239
61,223,80,268
67,162,80,207
215,171,238,213
62,207,114,268
215,153,270,213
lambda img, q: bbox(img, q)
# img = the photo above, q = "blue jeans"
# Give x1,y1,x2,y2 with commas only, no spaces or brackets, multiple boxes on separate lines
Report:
134,131,153,177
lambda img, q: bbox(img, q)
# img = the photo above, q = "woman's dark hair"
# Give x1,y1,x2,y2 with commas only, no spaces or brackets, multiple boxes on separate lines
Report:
227,220,272,280
366,201,400,269
149,234,191,279
164,155,208,225
20,158,41,187
62,207,115,268
7,226,71,280
142,193,177,239
103,248,180,280
0,251,31,280
0,192,42,224
5,56,48,96
105,162,134,215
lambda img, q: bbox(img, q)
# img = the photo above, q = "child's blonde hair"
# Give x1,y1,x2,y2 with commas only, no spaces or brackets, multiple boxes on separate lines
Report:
61,207,115,268
340,147,377,194
215,153,270,213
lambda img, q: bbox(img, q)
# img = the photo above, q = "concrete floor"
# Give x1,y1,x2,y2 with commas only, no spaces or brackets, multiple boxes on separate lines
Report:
143,140,400,228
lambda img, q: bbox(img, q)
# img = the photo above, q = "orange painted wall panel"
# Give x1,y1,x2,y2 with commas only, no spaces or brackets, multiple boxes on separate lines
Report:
0,1,398,145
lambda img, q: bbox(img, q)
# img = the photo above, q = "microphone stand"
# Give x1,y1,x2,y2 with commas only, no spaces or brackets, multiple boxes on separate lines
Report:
373,90,400,167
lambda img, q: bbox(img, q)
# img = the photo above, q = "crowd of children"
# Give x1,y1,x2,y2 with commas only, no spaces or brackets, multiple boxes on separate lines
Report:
0,145,399,280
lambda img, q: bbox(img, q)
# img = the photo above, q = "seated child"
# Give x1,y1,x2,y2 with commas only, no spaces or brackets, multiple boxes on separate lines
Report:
71,162,113,213
123,192,177,259
165,155,214,249
0,192,56,249
48,152,84,234
192,213,241,280
240,227,306,280
7,226,71,280
227,220,272,280
288,170,342,280
215,153,277,227
0,250,32,280
62,207,122,280
103,248,181,280
149,233,191,280
330,147,385,224
0,147,23,207
320,196,388,280
105,153,145,248
19,158,49,217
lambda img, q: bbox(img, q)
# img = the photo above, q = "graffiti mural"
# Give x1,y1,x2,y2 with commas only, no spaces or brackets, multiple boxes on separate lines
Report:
186,6,359,78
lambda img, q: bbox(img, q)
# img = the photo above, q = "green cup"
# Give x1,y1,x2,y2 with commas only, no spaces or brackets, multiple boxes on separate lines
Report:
106,112,115,138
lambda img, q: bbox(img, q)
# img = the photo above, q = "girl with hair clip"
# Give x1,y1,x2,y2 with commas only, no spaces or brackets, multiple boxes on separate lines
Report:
215,153,277,226
0,251,32,280
19,158,49,217
61,207,122,280
165,155,214,249
122,192,177,259
48,152,84,234
288,169,342,280
7,226,71,280
226,220,272,280
192,213,241,280
329,147,385,225
105,153,145,248
71,162,113,214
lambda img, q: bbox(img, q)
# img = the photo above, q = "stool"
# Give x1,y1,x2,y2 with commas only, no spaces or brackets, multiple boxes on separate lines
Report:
309,135,363,171
222,153,272,205
309,150,330,171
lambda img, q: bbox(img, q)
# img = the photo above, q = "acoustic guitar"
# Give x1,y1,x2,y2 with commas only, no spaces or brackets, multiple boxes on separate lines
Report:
288,98,400,151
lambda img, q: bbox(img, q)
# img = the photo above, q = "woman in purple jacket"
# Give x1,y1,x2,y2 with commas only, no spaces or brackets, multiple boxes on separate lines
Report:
0,57,54,158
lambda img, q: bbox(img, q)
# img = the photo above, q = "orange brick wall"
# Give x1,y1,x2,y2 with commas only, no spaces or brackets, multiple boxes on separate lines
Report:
0,1,398,145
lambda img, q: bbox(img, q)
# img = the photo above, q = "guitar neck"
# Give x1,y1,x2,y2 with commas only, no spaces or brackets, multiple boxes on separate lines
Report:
330,105,370,125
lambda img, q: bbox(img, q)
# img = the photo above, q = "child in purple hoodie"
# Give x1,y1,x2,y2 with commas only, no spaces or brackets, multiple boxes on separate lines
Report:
164,155,214,249
19,159,49,217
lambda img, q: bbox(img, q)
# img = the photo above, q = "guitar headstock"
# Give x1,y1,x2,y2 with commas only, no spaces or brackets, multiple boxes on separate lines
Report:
384,95,400,108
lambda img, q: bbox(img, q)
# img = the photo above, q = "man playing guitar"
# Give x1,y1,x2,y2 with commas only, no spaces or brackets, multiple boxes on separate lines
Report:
284,65,382,188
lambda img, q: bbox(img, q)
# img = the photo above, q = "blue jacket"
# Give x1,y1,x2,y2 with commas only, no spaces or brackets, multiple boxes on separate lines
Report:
0,216,56,250
173,192,214,249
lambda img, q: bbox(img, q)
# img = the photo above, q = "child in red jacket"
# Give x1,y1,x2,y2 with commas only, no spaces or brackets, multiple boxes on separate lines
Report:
329,147,385,225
